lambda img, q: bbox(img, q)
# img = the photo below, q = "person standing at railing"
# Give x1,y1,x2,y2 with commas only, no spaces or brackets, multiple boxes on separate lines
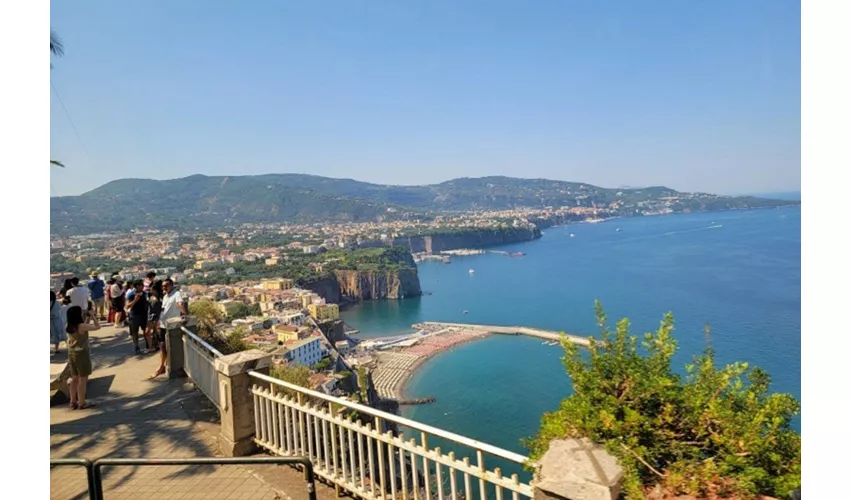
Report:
144,282,163,355
66,305,100,410
150,278,186,378
125,280,149,355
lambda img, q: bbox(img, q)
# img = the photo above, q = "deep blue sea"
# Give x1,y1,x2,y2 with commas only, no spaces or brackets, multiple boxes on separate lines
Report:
341,207,801,480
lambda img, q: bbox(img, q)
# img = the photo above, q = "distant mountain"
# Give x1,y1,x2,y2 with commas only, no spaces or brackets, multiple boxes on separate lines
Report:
50,174,799,235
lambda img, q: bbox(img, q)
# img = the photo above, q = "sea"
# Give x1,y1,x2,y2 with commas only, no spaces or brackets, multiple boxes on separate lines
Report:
341,206,801,481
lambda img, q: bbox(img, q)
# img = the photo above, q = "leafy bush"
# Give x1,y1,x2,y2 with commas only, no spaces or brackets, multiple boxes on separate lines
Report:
525,301,801,499
270,363,313,398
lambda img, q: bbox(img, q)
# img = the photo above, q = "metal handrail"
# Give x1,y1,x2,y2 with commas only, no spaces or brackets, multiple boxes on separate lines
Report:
181,326,224,358
92,456,316,500
50,458,96,499
248,370,532,466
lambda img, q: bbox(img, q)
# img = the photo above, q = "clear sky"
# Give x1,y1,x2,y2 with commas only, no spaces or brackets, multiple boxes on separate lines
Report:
50,0,800,197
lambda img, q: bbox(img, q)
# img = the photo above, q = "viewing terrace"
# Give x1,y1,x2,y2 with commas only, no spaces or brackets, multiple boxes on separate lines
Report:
50,318,623,500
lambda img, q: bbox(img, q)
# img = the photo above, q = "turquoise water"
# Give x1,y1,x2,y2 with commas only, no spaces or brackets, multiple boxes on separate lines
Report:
341,207,801,479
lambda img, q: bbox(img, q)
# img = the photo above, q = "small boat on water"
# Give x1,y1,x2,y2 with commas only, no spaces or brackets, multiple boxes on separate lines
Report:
463,310,469,314
616,228,622,232
569,233,575,238
468,269,475,274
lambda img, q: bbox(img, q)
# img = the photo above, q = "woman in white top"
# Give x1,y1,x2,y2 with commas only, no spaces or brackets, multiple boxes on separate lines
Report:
110,280,125,327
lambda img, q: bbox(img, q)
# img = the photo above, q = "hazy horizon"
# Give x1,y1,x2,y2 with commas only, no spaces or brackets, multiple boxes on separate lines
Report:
50,1,800,197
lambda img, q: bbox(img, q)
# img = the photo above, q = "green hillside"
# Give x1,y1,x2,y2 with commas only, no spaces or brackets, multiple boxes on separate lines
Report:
50,174,799,235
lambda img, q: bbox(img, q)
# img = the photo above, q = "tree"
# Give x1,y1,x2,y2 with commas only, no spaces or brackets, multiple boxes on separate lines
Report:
220,327,248,354
188,299,224,337
224,302,261,322
312,358,332,371
525,301,801,499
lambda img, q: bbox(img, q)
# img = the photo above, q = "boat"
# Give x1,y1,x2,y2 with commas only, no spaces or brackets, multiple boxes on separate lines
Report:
569,233,575,238
509,252,525,257
468,269,475,274
616,228,622,232
463,310,469,314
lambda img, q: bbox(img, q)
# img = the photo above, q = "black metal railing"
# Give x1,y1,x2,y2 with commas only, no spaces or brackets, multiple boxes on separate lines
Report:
50,458,97,499
52,456,315,500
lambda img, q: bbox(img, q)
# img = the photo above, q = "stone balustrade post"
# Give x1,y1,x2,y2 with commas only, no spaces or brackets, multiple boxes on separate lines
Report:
531,438,624,500
164,316,197,379
214,349,274,457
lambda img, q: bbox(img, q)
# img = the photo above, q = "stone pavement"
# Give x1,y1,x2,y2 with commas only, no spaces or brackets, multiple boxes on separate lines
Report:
50,324,335,500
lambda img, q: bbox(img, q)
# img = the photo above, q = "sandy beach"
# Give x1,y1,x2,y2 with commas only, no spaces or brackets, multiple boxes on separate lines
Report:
371,327,491,401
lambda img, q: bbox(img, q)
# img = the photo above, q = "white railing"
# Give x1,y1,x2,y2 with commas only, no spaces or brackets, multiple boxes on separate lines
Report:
248,371,534,500
182,326,223,408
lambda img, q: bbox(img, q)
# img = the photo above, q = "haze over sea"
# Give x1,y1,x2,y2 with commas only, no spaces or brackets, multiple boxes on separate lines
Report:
341,206,800,477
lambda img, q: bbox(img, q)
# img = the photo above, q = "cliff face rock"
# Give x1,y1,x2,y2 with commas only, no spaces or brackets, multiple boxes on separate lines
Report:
334,268,422,300
300,277,341,304
392,226,541,253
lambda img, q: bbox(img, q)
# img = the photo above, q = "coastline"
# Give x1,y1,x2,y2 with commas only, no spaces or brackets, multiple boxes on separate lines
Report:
370,328,491,402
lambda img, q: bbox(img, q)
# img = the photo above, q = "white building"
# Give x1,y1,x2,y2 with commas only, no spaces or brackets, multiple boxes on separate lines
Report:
280,310,306,327
281,336,323,367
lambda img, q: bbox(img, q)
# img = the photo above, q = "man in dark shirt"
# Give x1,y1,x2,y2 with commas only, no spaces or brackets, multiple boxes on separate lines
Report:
125,280,149,354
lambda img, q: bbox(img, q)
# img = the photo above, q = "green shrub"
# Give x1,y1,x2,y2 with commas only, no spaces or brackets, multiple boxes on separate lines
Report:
525,301,801,499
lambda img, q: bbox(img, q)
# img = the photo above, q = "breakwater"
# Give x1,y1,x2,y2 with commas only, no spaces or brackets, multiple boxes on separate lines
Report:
397,397,436,405
414,321,591,347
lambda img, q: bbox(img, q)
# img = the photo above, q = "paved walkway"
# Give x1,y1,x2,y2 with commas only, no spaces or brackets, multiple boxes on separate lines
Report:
50,324,332,500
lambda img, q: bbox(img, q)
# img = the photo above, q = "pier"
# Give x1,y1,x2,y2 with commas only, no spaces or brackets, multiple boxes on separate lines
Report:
415,321,591,347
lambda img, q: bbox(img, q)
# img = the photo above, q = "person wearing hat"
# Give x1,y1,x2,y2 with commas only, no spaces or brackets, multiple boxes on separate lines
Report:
87,272,106,320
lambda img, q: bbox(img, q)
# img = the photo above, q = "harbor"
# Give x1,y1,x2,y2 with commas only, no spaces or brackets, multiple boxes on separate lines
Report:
412,248,526,263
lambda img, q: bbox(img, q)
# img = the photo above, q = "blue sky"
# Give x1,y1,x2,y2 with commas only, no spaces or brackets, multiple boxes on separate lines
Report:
50,1,800,196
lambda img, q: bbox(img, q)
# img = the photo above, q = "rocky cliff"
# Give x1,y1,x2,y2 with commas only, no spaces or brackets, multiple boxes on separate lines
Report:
334,268,422,300
299,276,341,304
393,226,541,253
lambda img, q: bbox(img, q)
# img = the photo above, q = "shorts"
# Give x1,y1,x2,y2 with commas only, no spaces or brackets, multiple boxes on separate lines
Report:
129,316,146,337
111,297,124,311
69,349,92,377
155,328,168,352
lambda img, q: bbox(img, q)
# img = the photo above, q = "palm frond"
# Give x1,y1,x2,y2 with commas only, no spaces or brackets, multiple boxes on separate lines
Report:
51,160,65,168
50,28,64,57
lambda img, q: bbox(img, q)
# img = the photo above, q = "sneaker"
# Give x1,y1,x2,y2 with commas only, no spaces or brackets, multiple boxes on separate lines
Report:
135,347,142,355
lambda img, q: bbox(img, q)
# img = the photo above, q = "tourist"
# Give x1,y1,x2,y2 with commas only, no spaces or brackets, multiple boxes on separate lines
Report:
150,278,186,378
110,279,125,327
144,283,163,354
87,272,106,320
105,278,115,324
143,271,156,294
125,280,148,354
68,277,89,312
66,305,100,410
50,291,67,355
58,279,73,301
